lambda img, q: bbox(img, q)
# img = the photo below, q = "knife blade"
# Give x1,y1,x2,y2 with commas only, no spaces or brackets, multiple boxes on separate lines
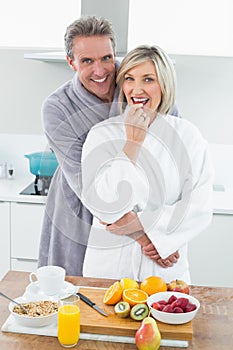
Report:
76,292,108,317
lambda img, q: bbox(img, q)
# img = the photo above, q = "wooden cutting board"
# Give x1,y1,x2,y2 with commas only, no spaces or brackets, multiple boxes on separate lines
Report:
78,287,193,341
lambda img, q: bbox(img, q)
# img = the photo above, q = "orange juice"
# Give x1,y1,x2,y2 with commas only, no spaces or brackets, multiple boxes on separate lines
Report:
58,304,80,347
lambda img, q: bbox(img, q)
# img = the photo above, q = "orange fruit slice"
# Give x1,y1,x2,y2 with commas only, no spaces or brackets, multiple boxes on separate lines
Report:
122,288,148,306
120,278,139,290
140,276,167,296
103,281,123,305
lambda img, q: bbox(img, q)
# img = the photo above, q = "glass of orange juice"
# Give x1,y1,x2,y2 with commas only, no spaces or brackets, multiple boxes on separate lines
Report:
58,295,80,348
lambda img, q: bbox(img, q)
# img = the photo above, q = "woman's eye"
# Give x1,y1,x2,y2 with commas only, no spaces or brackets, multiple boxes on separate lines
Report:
145,77,154,82
125,76,133,81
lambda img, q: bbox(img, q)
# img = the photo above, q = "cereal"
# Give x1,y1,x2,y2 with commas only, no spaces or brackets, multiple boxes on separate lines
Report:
13,300,58,317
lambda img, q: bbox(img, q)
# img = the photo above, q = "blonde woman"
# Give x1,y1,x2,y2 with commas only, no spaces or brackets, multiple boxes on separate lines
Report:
81,45,213,283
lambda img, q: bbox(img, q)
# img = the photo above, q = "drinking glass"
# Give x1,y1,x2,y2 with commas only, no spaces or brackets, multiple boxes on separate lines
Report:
58,295,80,348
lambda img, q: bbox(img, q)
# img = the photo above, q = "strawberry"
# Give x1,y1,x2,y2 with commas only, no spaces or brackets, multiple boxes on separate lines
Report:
173,306,184,313
167,295,177,304
162,304,173,313
152,302,162,311
185,302,197,313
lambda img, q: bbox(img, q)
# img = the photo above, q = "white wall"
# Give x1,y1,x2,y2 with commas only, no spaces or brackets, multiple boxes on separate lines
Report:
128,0,233,57
0,0,81,48
0,48,74,134
172,54,233,144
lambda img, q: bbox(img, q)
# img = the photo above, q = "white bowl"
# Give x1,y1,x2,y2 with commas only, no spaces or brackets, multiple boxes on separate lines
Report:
147,291,200,325
9,297,58,327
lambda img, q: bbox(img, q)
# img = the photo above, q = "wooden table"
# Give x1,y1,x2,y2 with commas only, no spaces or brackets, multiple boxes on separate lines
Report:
0,271,232,350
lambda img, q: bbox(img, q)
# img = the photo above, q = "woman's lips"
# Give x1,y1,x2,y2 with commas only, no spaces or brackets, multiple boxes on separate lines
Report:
131,97,149,105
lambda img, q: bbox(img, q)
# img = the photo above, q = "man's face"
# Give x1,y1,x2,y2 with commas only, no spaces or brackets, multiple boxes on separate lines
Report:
67,35,116,103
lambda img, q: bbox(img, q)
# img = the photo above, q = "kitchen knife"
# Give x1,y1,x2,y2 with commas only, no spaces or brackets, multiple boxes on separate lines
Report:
76,292,108,317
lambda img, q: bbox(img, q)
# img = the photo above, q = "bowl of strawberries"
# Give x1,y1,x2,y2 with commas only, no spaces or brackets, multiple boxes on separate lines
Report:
147,291,200,324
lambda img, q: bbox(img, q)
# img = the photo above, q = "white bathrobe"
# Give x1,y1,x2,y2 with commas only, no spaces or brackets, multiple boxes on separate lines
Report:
81,113,214,283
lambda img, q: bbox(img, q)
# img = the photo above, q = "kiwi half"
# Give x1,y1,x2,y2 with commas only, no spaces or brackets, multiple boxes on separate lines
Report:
130,303,149,321
114,301,130,318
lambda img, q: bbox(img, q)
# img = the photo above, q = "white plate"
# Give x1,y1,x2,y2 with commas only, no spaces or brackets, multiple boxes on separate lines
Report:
24,281,76,301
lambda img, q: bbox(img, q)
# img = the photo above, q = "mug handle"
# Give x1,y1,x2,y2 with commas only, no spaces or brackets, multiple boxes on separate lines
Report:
29,272,38,283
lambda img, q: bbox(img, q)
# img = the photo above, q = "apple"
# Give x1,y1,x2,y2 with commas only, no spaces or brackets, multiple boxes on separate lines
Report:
135,316,161,350
167,279,190,294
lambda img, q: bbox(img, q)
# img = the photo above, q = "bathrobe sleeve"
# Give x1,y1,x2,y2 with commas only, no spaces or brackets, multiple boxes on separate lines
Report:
81,120,148,223
138,130,214,259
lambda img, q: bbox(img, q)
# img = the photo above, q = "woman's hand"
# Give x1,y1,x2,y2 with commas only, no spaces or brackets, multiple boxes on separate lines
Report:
123,104,150,162
143,243,180,268
124,104,150,144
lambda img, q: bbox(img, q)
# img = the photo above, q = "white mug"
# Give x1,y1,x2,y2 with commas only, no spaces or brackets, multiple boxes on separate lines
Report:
29,265,66,296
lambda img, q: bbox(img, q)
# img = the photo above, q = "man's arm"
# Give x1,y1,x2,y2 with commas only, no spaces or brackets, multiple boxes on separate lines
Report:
102,212,180,267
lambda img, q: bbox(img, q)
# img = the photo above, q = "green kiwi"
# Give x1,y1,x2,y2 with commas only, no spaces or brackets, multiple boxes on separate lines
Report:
130,303,149,321
114,301,130,318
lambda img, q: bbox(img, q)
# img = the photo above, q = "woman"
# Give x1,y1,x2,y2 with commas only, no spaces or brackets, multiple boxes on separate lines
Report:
81,45,213,283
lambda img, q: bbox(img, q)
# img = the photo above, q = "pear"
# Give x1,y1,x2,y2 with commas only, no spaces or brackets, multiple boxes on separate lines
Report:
135,316,161,350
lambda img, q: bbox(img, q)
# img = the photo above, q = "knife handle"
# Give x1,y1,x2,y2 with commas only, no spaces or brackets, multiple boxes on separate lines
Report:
76,292,95,307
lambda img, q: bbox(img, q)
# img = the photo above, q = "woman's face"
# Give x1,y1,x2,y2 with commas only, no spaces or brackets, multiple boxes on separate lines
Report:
122,60,162,114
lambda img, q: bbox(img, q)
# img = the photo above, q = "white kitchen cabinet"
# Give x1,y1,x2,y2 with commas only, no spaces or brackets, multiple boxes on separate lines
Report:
0,201,10,279
11,258,38,273
10,202,45,271
188,214,233,288
128,0,233,57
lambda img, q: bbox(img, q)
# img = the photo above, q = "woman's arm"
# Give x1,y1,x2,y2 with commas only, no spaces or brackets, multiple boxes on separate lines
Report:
81,119,149,223
138,139,214,259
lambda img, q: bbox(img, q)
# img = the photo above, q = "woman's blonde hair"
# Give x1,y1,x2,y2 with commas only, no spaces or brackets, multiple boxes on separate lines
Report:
116,45,176,115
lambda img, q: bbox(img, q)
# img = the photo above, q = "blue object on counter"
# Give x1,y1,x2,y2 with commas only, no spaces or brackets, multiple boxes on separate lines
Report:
25,152,58,177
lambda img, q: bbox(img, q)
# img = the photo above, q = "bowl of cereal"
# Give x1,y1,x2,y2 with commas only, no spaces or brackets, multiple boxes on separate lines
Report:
9,297,58,327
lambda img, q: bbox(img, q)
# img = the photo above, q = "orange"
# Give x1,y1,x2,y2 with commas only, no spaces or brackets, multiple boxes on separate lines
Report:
103,281,123,305
122,288,148,306
120,278,139,290
140,276,167,296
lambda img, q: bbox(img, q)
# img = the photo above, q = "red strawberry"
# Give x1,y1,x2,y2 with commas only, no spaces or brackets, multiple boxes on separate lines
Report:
162,304,173,313
167,295,177,304
185,302,197,313
175,297,189,310
173,307,184,313
152,302,162,311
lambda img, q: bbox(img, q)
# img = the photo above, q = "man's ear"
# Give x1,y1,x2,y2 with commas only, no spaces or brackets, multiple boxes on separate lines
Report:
66,55,77,71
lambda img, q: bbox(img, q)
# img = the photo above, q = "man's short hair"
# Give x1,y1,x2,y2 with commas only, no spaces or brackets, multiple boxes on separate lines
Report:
64,15,116,59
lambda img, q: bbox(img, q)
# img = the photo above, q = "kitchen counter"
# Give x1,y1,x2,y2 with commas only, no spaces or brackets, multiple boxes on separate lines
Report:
0,177,46,204
0,271,233,350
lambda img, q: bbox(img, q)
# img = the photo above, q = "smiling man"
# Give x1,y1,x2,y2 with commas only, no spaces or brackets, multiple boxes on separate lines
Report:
38,16,181,276
66,35,116,103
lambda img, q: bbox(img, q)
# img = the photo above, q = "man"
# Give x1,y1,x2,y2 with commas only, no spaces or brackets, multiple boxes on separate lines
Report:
38,16,180,275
